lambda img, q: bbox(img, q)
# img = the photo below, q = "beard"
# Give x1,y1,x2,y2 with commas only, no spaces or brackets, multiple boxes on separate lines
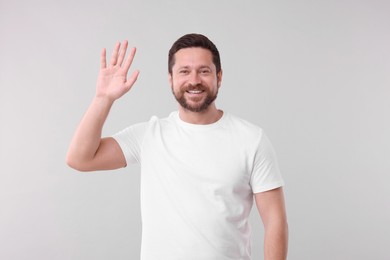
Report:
172,84,218,112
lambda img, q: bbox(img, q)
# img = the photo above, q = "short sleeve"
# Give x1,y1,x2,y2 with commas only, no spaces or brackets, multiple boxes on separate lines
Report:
250,130,285,193
112,122,148,165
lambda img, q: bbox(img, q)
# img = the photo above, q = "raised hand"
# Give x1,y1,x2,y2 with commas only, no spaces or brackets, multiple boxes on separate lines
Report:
96,40,139,102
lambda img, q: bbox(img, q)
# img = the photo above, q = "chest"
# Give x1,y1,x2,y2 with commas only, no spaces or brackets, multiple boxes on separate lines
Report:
141,127,254,195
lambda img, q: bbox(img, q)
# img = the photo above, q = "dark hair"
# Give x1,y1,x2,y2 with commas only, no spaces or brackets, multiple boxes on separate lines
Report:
168,33,221,74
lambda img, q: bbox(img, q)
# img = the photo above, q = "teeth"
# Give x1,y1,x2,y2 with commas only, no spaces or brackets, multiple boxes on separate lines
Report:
188,90,203,94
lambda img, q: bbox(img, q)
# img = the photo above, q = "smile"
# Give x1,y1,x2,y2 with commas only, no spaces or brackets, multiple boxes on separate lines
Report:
186,90,204,94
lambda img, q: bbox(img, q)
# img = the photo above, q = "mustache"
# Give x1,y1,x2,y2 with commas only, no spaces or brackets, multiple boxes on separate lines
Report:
184,83,206,91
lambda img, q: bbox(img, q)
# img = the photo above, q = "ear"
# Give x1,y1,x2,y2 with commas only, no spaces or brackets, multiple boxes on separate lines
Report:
217,70,223,88
168,73,173,86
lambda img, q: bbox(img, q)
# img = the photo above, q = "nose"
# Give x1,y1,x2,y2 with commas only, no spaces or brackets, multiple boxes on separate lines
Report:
188,71,201,86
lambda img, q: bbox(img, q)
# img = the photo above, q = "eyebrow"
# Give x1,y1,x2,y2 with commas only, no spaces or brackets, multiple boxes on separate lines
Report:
177,65,212,70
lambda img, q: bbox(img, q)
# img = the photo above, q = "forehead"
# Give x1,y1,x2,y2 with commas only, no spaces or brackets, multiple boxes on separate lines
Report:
173,47,214,68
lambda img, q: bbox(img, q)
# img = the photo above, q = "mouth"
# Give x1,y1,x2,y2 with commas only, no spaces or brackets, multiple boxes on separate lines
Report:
186,90,204,94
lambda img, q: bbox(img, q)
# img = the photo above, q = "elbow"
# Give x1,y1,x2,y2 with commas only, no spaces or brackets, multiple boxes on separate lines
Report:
66,154,91,172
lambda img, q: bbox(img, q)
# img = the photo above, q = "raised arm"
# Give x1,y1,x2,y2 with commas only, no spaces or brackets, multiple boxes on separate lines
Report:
255,187,289,260
66,40,139,171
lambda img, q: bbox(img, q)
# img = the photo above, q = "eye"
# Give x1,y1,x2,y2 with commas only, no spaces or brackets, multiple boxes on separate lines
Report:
200,69,211,74
179,69,189,74
177,67,190,74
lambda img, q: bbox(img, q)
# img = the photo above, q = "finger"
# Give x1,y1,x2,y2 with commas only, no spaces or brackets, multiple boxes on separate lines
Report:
124,70,140,90
109,42,121,66
100,48,106,69
122,47,137,74
116,40,128,67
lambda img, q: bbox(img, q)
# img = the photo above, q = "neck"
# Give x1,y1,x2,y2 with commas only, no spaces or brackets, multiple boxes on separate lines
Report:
178,105,223,125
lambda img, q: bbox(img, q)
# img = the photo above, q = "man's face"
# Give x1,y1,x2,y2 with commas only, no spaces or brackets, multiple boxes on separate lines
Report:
169,47,222,112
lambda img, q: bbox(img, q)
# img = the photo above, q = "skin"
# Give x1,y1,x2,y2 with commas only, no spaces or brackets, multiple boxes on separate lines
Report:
66,40,136,171
255,188,289,260
169,47,223,124
66,40,288,259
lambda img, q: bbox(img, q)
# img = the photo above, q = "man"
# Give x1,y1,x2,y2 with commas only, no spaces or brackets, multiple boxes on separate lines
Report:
67,34,288,260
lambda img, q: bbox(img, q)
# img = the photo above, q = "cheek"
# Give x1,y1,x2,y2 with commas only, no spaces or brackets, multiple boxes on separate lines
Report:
171,75,183,85
171,80,184,94
173,78,188,89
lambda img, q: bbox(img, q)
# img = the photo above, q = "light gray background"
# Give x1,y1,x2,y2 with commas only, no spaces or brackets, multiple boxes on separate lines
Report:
1,0,389,259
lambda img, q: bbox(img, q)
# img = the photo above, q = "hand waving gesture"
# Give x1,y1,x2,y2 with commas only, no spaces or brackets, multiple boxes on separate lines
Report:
96,40,139,102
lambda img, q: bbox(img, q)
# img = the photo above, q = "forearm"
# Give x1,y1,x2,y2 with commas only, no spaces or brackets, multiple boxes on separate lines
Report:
66,96,114,169
264,220,288,260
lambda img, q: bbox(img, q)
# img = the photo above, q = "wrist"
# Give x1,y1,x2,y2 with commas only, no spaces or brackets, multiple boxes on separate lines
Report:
93,95,115,107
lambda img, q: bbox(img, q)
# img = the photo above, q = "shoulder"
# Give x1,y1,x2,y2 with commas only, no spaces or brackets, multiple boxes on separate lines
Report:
147,111,177,128
224,112,265,138
119,112,178,139
113,112,174,138
128,111,177,128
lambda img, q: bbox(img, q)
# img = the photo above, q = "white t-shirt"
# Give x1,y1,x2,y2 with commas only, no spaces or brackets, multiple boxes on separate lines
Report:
113,111,284,260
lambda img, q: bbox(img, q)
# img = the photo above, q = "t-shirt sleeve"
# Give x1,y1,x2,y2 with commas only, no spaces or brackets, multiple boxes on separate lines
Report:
250,130,285,193
112,122,148,165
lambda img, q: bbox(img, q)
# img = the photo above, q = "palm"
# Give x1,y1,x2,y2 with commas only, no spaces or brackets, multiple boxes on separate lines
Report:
96,41,139,101
98,67,127,99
